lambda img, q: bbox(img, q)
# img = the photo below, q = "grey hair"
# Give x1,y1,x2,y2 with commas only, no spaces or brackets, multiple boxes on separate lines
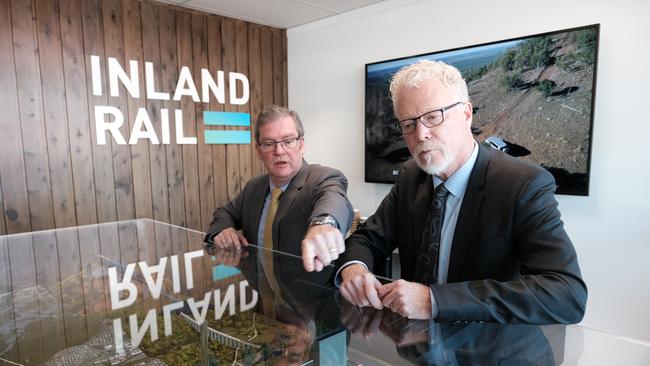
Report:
389,60,469,114
254,105,304,142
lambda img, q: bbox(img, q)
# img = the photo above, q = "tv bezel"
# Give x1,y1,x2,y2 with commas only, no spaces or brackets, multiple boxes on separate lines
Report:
364,24,600,196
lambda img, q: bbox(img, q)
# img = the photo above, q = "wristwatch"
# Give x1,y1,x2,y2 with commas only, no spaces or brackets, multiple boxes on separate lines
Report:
309,214,339,229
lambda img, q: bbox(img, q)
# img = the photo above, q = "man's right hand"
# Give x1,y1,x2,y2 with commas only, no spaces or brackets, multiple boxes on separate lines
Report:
339,264,383,309
212,227,249,250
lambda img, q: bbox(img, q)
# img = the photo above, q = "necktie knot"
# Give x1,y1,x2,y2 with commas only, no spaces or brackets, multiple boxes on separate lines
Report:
435,184,449,198
271,187,282,202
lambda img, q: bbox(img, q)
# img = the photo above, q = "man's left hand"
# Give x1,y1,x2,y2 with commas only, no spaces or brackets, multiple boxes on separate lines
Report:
379,279,432,319
301,224,345,272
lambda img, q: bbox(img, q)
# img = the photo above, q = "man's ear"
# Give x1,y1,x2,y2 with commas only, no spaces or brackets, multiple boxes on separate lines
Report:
255,143,262,159
463,102,473,126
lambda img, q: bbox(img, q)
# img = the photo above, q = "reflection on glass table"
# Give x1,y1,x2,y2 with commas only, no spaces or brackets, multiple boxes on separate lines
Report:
0,219,649,365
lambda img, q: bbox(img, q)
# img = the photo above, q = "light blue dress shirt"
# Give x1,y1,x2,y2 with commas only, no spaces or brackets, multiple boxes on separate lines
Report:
433,142,479,284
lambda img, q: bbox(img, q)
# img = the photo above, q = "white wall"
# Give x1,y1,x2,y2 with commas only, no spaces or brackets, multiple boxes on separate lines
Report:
287,0,650,343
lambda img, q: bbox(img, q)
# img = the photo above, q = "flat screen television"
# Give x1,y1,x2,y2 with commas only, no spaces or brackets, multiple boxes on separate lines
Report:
365,24,599,196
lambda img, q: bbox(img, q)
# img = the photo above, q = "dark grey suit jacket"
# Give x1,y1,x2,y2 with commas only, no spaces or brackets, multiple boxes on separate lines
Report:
205,160,353,257
336,145,587,324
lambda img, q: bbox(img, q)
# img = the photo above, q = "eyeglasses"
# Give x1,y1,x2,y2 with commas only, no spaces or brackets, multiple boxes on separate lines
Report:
257,136,302,152
396,102,464,134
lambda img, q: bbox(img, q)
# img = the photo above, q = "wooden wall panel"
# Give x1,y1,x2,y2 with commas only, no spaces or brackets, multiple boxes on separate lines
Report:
221,18,241,201
8,235,42,363
82,0,118,225
158,5,186,227
103,0,137,222
60,0,99,227
12,0,55,231
141,1,171,224
260,28,275,119
247,24,264,177
192,13,216,234
176,10,201,230
35,0,78,229
0,237,16,358
235,21,253,189
272,29,285,106
123,0,154,220
0,178,6,235
0,0,288,234
0,0,32,234
207,15,228,211
56,229,88,346
32,231,66,356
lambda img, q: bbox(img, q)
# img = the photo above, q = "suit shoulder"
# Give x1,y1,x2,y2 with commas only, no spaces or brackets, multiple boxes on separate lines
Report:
305,163,347,180
485,149,555,188
241,174,268,193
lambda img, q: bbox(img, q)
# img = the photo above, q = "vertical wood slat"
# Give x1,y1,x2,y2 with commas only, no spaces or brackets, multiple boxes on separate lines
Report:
0,236,17,359
247,24,264,177
82,0,118,225
281,30,288,106
192,13,215,232
56,229,87,346
158,6,186,227
32,231,66,356
122,0,154,220
102,0,136,221
235,21,252,189
0,178,6,235
221,18,241,201
98,223,121,318
0,0,32,234
141,2,171,224
177,10,201,231
35,0,77,229
260,27,275,115
11,0,55,232
206,15,228,211
8,235,43,363
272,28,285,106
60,0,99,226
77,225,106,335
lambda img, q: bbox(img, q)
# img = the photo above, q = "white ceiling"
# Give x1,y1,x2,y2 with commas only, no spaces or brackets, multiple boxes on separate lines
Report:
157,0,388,29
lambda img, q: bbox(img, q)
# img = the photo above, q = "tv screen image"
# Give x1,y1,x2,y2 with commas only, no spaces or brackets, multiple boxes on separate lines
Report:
365,24,599,196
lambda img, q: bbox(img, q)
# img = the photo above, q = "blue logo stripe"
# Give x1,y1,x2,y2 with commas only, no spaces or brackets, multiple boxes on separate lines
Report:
204,130,251,144
204,111,250,126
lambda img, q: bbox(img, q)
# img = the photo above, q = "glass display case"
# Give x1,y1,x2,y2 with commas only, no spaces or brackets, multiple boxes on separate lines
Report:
1,219,648,365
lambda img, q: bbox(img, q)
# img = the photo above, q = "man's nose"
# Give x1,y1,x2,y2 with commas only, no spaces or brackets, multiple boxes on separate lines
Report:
413,119,432,141
273,143,287,154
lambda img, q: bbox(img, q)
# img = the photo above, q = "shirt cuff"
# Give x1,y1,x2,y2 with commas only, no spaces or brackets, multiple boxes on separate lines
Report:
334,260,368,287
430,288,439,319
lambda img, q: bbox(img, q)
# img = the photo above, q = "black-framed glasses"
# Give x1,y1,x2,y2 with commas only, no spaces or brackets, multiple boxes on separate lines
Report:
257,136,302,152
395,101,464,134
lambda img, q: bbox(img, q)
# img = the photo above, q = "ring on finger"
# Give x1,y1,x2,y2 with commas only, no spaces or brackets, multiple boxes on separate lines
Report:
328,247,338,253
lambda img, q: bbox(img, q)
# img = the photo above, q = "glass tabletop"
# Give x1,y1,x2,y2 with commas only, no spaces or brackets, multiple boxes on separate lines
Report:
0,219,648,365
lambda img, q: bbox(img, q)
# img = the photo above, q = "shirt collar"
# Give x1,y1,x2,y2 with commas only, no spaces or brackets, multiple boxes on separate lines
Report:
433,142,479,199
268,179,291,193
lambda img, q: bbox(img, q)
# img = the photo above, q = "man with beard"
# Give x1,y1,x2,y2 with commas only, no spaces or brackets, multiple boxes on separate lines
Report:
335,60,587,324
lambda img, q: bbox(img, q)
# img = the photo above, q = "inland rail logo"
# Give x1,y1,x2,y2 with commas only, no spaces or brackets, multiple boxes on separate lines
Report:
91,55,251,145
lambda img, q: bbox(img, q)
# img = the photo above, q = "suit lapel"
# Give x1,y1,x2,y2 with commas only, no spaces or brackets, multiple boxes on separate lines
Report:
447,146,489,282
249,179,269,246
273,160,309,247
